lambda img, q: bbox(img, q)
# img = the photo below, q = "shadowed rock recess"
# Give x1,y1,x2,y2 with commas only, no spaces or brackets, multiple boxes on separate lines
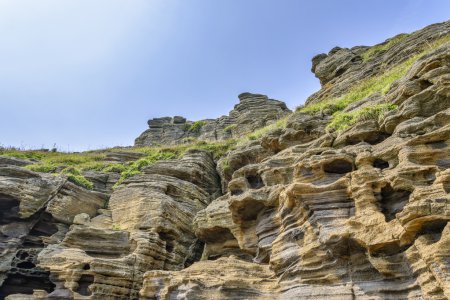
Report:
1,20,450,300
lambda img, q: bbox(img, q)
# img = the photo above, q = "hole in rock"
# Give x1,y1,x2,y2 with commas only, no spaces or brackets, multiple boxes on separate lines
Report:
323,159,353,174
346,133,390,146
16,261,36,269
236,200,265,221
230,189,243,196
0,194,20,225
444,183,450,194
423,171,436,185
419,79,433,89
377,185,411,222
373,159,389,170
17,252,29,260
436,159,450,169
28,212,59,237
335,68,346,77
370,243,409,257
425,140,447,149
76,274,94,296
416,219,447,242
83,264,91,270
246,175,264,189
201,227,235,243
0,273,55,298
158,231,175,253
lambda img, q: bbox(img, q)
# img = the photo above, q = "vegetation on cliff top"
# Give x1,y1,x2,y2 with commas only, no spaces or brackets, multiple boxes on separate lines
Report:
362,33,410,61
297,34,450,132
0,139,237,190
326,103,398,132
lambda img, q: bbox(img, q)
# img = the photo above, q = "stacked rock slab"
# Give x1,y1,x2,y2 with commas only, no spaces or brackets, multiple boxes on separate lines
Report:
0,166,107,299
17,150,219,299
134,93,291,146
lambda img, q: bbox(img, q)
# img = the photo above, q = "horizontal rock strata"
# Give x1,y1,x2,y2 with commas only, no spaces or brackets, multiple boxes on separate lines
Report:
1,20,450,300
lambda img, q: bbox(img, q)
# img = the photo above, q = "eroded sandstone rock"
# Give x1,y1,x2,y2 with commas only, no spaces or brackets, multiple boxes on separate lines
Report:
1,20,449,300
134,93,291,146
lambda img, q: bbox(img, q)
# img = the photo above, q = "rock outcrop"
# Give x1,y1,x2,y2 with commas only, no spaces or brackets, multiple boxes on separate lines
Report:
134,93,291,146
1,20,450,300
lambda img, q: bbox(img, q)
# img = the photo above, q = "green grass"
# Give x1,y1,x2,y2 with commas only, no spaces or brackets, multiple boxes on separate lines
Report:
224,124,237,134
1,139,237,190
245,117,289,141
219,158,231,174
327,103,398,132
298,34,450,117
362,33,410,62
66,174,94,190
185,120,207,133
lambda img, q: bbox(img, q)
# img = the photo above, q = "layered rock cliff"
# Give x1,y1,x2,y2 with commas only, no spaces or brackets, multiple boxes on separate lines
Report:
1,20,450,300
134,93,291,146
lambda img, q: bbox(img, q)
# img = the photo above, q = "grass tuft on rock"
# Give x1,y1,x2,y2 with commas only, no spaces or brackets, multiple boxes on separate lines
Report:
327,103,398,132
362,34,410,61
297,34,450,116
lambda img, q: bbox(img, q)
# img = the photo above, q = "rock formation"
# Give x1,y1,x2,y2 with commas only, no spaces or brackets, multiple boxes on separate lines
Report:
1,20,450,300
134,93,291,146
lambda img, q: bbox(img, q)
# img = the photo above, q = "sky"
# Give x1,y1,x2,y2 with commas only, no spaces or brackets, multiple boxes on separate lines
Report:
1,0,449,151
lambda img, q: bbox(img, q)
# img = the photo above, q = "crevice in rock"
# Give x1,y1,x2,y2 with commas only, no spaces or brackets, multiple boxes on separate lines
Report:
425,140,447,149
76,274,94,296
444,183,450,193
375,184,411,222
416,219,447,243
0,273,55,298
158,231,176,253
23,212,59,247
323,159,353,174
369,242,409,257
183,239,205,268
0,194,20,225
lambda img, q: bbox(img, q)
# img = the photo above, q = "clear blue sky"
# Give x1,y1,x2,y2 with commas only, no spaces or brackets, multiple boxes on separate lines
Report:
1,0,449,151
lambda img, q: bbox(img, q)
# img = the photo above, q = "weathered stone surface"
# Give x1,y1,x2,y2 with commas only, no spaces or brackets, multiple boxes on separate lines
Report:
0,156,35,167
134,93,291,146
1,20,450,300
26,150,220,299
140,256,279,299
307,20,450,105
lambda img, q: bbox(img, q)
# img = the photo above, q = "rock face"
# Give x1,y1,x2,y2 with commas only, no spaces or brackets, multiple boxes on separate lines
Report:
134,93,291,146
1,20,450,300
